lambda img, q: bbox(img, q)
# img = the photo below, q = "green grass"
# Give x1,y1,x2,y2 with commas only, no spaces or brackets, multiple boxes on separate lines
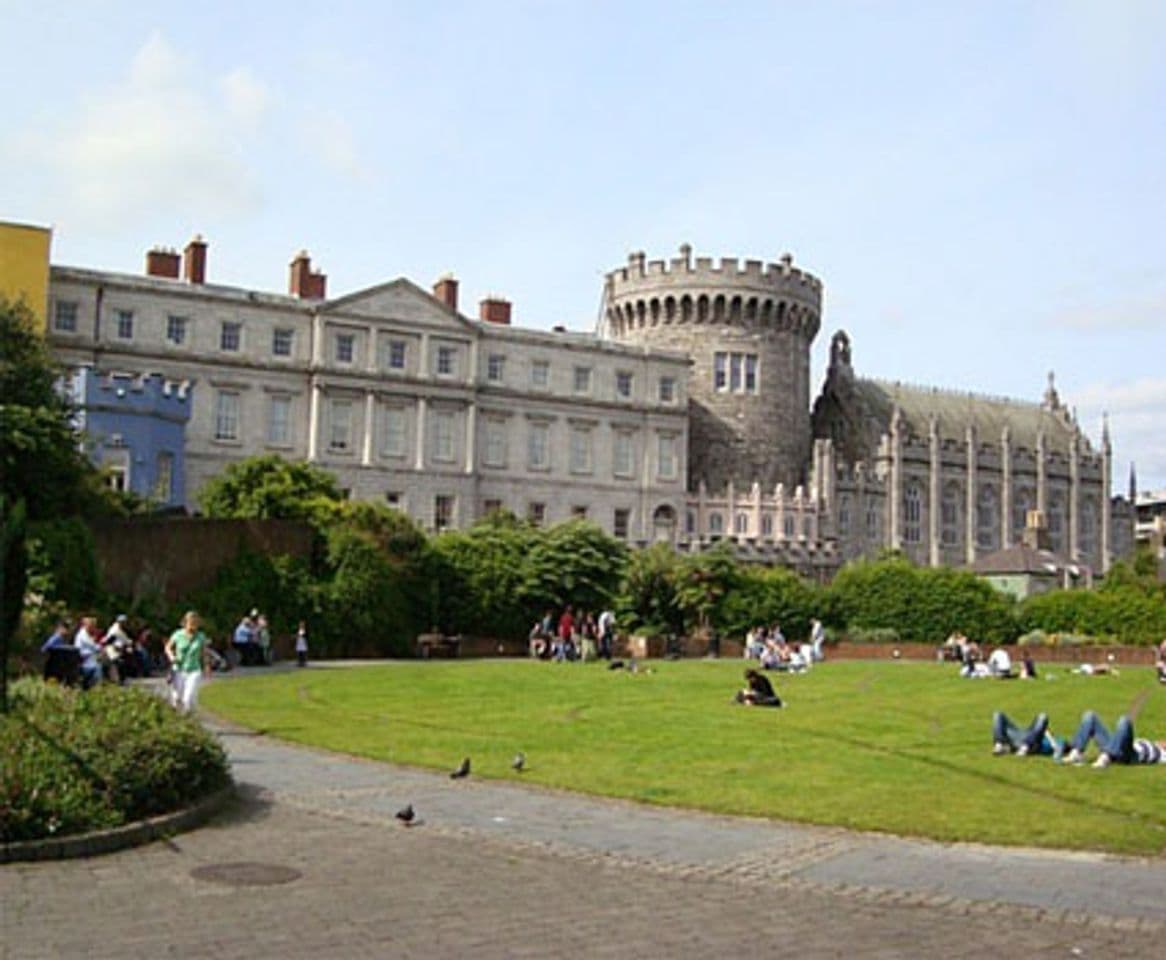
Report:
200,659,1166,856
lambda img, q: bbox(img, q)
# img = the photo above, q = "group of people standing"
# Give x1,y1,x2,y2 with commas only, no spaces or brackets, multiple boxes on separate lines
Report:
528,605,616,662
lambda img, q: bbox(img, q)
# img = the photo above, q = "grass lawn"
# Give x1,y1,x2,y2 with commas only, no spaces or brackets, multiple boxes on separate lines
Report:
200,658,1166,856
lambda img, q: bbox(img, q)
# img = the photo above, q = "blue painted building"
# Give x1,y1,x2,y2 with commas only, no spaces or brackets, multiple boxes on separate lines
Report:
71,365,193,507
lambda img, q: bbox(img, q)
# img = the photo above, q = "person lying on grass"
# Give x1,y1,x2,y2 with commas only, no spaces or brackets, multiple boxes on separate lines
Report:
734,668,783,707
991,711,1065,758
1063,711,1166,768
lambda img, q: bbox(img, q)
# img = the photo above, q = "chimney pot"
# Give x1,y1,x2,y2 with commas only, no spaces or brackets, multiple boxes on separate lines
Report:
183,235,207,285
146,247,181,279
479,297,511,325
433,274,459,312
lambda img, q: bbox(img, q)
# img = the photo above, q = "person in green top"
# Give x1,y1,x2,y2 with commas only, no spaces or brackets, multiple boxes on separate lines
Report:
165,610,211,713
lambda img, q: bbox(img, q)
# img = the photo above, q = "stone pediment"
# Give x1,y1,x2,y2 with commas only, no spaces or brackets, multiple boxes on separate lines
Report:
321,278,476,334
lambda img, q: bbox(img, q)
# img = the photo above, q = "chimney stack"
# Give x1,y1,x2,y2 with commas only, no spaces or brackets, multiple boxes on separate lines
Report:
145,247,180,279
289,250,327,300
433,274,458,311
479,296,511,325
183,235,207,285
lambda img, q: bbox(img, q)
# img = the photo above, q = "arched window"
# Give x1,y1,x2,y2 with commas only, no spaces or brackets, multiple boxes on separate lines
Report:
1047,492,1065,553
977,485,998,550
686,510,696,534
866,501,880,541
734,512,749,535
1080,498,1096,556
904,483,923,544
709,512,723,534
838,495,851,537
1013,487,1033,536
761,514,774,537
783,514,795,538
941,482,961,547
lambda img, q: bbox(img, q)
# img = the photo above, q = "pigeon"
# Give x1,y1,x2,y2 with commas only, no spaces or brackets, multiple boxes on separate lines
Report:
450,757,471,779
511,752,526,773
395,804,415,825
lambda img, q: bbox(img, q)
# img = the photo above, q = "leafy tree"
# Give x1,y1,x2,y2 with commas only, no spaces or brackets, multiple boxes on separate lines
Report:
672,542,741,635
0,497,26,712
197,454,343,521
615,542,684,637
520,520,627,615
721,565,819,640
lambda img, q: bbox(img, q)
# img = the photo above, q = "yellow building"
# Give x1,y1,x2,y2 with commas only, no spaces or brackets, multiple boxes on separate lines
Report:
0,220,52,327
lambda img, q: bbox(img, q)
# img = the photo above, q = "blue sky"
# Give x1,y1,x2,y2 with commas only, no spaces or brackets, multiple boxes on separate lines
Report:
3,0,1163,490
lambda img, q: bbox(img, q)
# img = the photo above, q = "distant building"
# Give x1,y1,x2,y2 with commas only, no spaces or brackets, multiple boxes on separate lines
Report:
0,219,51,325
971,511,1089,600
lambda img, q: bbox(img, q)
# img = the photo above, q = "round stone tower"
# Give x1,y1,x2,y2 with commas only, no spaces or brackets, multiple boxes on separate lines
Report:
603,245,822,492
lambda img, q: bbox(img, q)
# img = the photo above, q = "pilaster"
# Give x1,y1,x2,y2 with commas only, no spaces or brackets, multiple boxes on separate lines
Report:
928,417,940,567
965,423,977,565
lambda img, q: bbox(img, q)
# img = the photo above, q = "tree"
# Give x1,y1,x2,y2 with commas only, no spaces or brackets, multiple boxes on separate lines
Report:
672,542,741,635
615,542,684,637
0,496,26,713
197,454,343,521
521,520,628,615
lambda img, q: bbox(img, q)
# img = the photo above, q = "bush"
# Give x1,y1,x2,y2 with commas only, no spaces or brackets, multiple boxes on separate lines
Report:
721,565,819,640
0,679,231,842
615,542,685,638
1017,587,1166,646
845,626,902,644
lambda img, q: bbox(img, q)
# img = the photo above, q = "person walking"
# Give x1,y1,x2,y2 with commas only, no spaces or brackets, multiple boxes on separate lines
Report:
295,621,309,668
165,610,211,713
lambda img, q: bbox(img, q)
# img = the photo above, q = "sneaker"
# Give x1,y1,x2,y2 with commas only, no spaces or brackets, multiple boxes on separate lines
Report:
1093,753,1112,769
1016,744,1030,757
992,742,1011,756
1066,748,1085,765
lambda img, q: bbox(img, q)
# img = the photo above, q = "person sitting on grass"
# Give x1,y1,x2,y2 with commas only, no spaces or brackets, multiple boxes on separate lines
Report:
1155,637,1166,684
1063,711,1166,768
733,668,783,707
991,711,1065,758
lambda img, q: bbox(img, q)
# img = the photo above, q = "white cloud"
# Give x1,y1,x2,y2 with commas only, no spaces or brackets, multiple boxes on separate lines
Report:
29,33,271,223
1075,377,1166,491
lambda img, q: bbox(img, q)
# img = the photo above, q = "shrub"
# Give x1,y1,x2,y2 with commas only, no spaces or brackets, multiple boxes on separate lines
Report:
0,679,231,842
1017,587,1166,646
521,520,628,616
721,565,819,640
845,626,902,644
615,542,685,638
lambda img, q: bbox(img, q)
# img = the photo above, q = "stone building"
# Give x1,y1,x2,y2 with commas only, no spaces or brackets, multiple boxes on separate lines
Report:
47,238,690,539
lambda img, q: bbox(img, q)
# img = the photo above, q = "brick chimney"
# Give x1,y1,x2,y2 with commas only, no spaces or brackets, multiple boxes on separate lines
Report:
433,274,458,311
183,235,207,285
479,297,511,325
145,247,180,278
289,250,327,300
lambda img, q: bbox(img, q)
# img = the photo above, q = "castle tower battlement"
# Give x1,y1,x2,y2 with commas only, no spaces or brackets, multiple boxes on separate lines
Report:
601,245,823,493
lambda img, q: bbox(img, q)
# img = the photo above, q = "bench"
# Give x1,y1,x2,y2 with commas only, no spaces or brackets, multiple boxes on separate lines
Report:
415,634,461,659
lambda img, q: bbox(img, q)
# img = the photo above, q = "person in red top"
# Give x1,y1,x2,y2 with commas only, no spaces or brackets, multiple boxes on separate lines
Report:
555,606,575,662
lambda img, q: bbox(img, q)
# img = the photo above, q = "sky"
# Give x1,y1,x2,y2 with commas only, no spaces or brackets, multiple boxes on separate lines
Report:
2,0,1164,491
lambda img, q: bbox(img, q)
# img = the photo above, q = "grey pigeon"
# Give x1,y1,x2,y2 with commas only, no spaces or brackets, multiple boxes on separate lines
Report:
511,752,526,772
395,804,415,825
450,757,471,779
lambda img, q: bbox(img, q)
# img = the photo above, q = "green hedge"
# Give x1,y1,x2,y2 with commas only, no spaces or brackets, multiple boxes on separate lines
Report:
0,679,231,842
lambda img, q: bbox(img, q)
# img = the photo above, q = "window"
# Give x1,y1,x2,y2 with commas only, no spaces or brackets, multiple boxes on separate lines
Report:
382,407,407,457
734,513,749,535
616,371,633,399
838,496,851,537
866,502,880,541
153,452,174,502
686,511,696,534
613,508,630,540
977,486,998,550
528,421,550,470
436,345,457,376
1013,489,1033,536
1081,498,1097,554
709,513,724,535
571,505,589,519
657,434,677,480
220,321,241,352
385,491,403,509
329,400,352,452
267,395,291,445
434,495,455,531
714,352,759,393
386,340,406,370
904,483,923,544
107,464,128,493
166,315,187,345
214,391,240,441
484,418,507,467
1047,493,1064,552
272,328,293,357
482,498,503,515
573,366,592,394
613,430,635,477
569,426,592,474
528,502,546,527
54,301,78,333
658,377,675,403
783,514,795,538
941,484,961,547
762,514,774,537
335,333,355,365
487,354,505,382
115,309,134,340
530,359,549,388
432,411,455,462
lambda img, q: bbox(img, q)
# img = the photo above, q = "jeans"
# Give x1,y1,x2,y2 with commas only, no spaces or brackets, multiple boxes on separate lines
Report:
992,711,1054,754
1069,711,1135,762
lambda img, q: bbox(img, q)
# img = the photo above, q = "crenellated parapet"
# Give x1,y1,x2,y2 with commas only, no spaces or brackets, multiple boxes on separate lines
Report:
76,366,193,424
604,245,822,340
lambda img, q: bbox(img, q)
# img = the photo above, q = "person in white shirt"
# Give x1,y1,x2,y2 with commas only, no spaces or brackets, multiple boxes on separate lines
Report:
74,617,102,689
987,646,1013,678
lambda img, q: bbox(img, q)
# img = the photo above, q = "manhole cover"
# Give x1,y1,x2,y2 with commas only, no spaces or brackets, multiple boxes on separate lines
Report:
190,862,302,886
